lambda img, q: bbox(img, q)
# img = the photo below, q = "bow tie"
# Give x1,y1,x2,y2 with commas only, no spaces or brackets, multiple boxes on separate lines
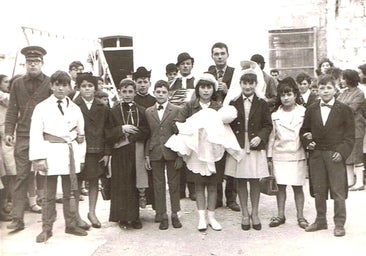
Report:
157,104,164,110
122,102,133,108
320,102,332,109
243,97,252,102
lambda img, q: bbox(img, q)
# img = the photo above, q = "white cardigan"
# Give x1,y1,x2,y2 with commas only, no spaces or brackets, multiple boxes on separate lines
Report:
29,95,86,176
267,104,306,161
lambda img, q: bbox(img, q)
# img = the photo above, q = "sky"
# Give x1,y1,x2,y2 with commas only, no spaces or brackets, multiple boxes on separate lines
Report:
0,0,278,81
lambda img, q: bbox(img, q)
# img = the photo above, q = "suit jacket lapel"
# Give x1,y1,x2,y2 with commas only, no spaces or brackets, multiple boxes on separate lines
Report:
248,95,259,120
148,105,160,123
160,103,173,124
323,101,341,132
233,96,245,121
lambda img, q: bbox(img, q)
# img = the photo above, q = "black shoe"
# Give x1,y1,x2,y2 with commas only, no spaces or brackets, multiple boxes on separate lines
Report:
305,222,328,232
131,219,142,229
334,226,346,237
7,219,25,230
269,216,286,227
36,230,53,243
171,216,182,229
159,219,169,230
87,213,101,228
65,226,88,236
227,202,240,212
241,217,250,231
252,223,262,230
77,219,91,230
118,221,128,229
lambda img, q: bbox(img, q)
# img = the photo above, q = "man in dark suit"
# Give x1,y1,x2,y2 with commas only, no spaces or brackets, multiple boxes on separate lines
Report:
208,42,240,212
300,75,355,237
145,80,182,230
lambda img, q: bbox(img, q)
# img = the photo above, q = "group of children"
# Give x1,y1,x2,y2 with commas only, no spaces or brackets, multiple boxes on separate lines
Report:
0,44,363,244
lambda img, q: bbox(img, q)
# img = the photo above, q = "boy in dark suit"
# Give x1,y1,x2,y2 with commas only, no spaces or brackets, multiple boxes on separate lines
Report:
145,80,182,230
300,74,355,237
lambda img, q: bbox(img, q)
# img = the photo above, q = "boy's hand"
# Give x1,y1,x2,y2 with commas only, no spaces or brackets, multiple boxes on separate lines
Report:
99,155,109,166
175,157,183,170
331,152,342,162
122,124,139,134
307,141,316,150
145,156,152,170
76,134,85,144
32,159,47,173
250,136,261,148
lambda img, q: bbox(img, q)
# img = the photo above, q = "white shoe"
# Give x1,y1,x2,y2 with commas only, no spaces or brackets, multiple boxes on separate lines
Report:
197,210,207,231
207,211,222,231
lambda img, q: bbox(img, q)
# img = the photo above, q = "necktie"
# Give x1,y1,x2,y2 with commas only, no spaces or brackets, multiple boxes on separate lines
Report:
320,102,332,109
217,70,224,79
157,104,163,110
299,96,305,105
57,100,64,115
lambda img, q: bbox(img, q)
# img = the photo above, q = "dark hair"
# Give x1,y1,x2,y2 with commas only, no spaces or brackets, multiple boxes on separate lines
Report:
295,72,312,84
69,61,84,71
50,70,71,85
342,69,360,87
0,74,7,84
95,90,109,98
154,80,169,91
76,72,98,90
270,69,279,74
250,54,265,70
317,74,336,87
118,78,136,91
274,77,302,109
316,58,334,76
211,42,229,55
325,67,342,80
359,64,366,83
240,73,257,84
194,79,217,100
97,76,104,83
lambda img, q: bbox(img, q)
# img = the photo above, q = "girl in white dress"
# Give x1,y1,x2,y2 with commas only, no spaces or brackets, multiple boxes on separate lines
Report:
267,77,309,229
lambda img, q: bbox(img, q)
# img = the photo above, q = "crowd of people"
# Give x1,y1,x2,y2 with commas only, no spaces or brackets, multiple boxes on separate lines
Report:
0,42,365,243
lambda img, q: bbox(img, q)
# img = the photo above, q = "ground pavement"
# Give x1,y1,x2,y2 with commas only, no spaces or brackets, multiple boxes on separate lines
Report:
1,180,366,256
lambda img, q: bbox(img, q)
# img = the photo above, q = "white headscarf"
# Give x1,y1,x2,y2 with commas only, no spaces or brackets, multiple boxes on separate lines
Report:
223,60,266,106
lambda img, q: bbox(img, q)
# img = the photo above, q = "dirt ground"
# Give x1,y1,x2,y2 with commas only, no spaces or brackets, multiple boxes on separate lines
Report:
1,180,366,256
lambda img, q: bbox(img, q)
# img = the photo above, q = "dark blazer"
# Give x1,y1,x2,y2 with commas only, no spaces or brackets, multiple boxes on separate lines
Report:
74,96,112,154
145,102,181,161
176,99,222,123
229,94,272,150
300,100,355,160
304,92,319,108
209,65,235,103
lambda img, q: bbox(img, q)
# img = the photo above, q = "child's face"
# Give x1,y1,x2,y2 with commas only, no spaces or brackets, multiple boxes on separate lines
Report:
154,86,169,104
0,76,10,92
119,85,136,103
51,81,71,100
297,80,310,94
97,97,109,106
318,82,336,103
198,84,214,101
135,77,151,95
240,80,256,97
79,80,96,100
280,91,297,108
320,62,331,74
166,71,177,82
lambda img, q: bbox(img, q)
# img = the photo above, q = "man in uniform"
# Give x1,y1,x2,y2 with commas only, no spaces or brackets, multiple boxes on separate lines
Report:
5,46,51,230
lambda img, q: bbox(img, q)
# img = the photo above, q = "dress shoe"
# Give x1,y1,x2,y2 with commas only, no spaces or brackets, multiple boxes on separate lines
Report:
55,198,63,204
77,219,91,230
269,216,286,227
30,204,42,214
0,210,12,221
118,221,128,229
87,213,101,228
241,217,250,231
297,218,309,229
131,219,142,229
227,202,240,212
7,219,24,230
349,185,365,191
159,219,169,230
305,222,328,232
171,216,182,229
250,215,261,230
65,226,88,236
80,188,88,196
36,230,53,243
334,226,346,237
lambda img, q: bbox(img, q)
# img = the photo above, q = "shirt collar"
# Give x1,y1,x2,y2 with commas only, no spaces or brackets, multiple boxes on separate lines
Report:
177,72,193,80
216,65,227,73
156,101,168,109
320,97,335,106
242,94,254,102
82,97,94,105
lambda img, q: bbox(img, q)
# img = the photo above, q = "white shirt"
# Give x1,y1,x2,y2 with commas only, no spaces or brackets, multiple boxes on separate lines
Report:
156,101,168,120
82,97,94,110
301,89,311,104
320,98,335,125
